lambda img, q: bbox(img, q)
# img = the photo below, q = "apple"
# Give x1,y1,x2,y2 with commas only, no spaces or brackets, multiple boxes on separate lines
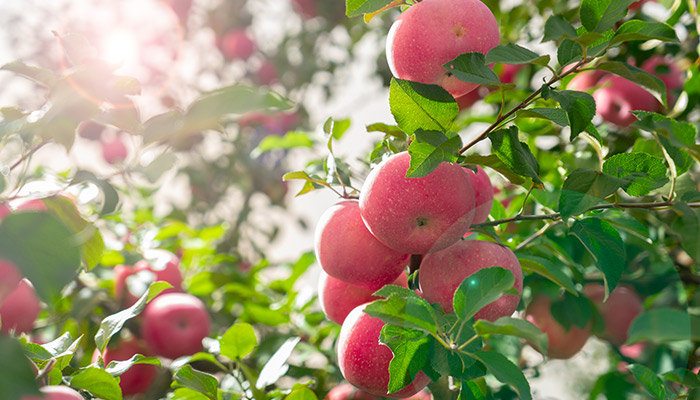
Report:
642,55,684,104
315,200,409,291
386,0,500,98
0,259,22,303
291,0,318,19
463,166,494,225
14,199,48,212
0,202,11,219
21,386,84,400
1,278,41,334
115,249,183,307
219,29,256,61
499,64,525,84
92,338,158,396
101,135,128,164
359,152,476,255
455,89,482,111
629,0,655,11
166,0,192,22
524,294,591,359
325,383,381,400
337,304,431,398
141,292,211,359
419,240,523,319
583,283,643,346
77,121,104,141
318,270,408,325
567,70,607,93
257,60,279,86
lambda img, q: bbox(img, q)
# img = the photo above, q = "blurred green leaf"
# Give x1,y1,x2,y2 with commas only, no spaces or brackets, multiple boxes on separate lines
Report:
472,350,532,400
542,15,578,42
627,364,666,400
627,308,695,344
220,323,257,360
254,132,313,156
346,0,395,17
1,61,57,88
69,170,120,216
671,203,700,263
0,336,41,400
285,387,317,400
256,337,301,389
43,196,104,270
173,365,218,400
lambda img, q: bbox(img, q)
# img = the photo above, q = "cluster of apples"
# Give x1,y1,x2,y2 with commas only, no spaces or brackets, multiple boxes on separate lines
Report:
316,149,526,397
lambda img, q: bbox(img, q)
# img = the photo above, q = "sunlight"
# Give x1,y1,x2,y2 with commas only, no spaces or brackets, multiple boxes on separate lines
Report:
100,28,140,67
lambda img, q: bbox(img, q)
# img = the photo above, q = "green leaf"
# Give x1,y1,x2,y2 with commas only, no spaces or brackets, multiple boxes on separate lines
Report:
256,337,301,389
443,53,500,85
0,212,81,305
105,354,161,376
627,364,667,400
285,387,318,400
346,0,395,17
472,350,532,400
366,122,406,139
602,152,668,197
406,130,462,178
671,203,700,263
557,39,583,67
389,78,458,134
627,308,694,344
94,281,172,352
69,170,120,216
580,0,636,33
459,380,489,400
43,196,104,270
609,20,679,47
485,44,545,65
429,322,484,380
253,131,313,156
558,168,629,218
663,368,700,389
516,108,569,126
568,218,626,299
379,324,431,394
364,290,439,334
173,365,218,400
1,61,57,88
541,88,596,140
488,126,541,184
462,154,525,185
550,291,594,331
220,323,257,360
595,61,668,107
25,332,82,371
632,111,697,148
453,267,516,321
70,367,122,400
474,317,548,355
517,255,577,294
0,336,41,400
542,15,578,42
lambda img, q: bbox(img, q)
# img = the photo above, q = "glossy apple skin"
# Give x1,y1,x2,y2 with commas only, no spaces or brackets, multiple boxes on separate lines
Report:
0,259,22,303
21,386,84,400
463,166,494,225
315,200,409,291
101,135,128,164
386,0,499,98
525,294,591,359
583,283,644,346
93,338,157,396
141,293,211,359
318,271,408,325
338,304,431,398
419,240,522,319
219,29,256,61
359,152,476,255
1,279,41,334
642,55,684,104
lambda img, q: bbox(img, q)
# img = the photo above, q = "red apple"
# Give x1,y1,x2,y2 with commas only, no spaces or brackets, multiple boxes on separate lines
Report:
113,264,138,306
583,283,643,346
463,166,494,225
0,259,22,303
386,0,500,98
0,202,11,220
141,293,211,359
419,240,522,319
291,0,318,19
524,294,591,359
133,249,183,294
455,89,482,111
219,29,256,61
325,383,381,400
21,386,84,400
101,135,128,164
337,304,431,398
642,55,684,104
318,270,408,325
315,200,409,291
499,64,525,84
629,0,655,11
92,338,157,396
1,278,41,334
257,60,279,86
13,199,48,212
359,152,476,255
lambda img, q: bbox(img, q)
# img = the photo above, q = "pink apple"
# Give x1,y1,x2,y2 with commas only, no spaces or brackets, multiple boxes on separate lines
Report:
101,135,128,164
629,0,655,11
499,64,525,84
0,202,11,220
359,152,476,255
0,259,22,303
318,270,408,325
583,283,643,346
419,240,522,319
133,249,183,294
337,304,431,398
1,279,41,334
594,75,661,127
93,338,157,396
386,0,500,98
567,70,606,92
113,264,138,306
455,89,482,111
141,292,211,359
315,200,409,290
14,199,48,212
463,166,494,225
642,55,684,104
219,29,256,61
21,386,84,400
325,383,381,400
257,60,279,86
524,294,591,359
291,0,318,19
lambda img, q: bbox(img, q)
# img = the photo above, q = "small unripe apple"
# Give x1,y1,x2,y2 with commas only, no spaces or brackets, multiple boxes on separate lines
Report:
337,304,431,398
141,292,211,359
0,259,22,303
386,0,500,98
1,278,41,334
318,270,408,325
583,283,643,346
315,200,409,291
359,152,476,255
101,135,128,164
92,338,157,396
419,240,523,319
219,29,256,61
21,386,84,400
524,294,591,359
463,166,494,225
